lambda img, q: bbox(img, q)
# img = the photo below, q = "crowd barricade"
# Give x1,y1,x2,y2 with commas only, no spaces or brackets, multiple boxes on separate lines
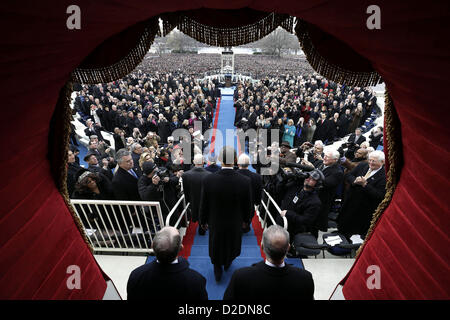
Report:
70,199,165,254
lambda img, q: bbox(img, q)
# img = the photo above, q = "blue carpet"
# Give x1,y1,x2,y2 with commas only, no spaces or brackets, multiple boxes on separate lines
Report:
211,91,238,155
211,90,256,172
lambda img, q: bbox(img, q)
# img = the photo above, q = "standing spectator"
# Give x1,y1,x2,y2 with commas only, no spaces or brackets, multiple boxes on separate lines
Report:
182,154,211,235
237,153,263,232
305,119,316,142
338,150,386,239
369,126,383,149
282,119,296,148
112,149,141,201
67,149,82,197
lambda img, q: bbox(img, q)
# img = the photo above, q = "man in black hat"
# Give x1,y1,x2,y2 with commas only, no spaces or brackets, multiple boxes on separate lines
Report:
278,169,323,241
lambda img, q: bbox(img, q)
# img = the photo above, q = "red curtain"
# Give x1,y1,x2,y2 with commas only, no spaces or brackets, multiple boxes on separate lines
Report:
0,0,449,299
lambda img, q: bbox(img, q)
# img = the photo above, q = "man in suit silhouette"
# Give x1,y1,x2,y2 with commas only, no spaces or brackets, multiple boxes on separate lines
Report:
199,146,253,282
314,148,344,234
223,225,314,300
127,226,207,300
237,153,262,233
338,150,386,239
205,153,221,173
182,154,211,235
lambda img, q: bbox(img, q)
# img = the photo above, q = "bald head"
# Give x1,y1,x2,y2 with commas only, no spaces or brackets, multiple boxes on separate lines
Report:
262,225,290,264
355,148,368,160
152,227,181,264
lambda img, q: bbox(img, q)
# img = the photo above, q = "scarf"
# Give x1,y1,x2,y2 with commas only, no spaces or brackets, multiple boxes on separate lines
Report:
296,125,303,137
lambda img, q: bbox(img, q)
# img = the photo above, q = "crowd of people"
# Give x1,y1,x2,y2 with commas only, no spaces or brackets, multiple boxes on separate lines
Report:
136,53,314,78
66,53,387,300
233,73,381,150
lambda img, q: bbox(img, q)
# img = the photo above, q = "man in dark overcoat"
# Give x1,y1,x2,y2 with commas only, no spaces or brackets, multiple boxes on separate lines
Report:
182,154,211,235
127,227,207,300
112,149,141,201
338,150,386,239
199,146,253,281
223,225,314,300
314,148,344,234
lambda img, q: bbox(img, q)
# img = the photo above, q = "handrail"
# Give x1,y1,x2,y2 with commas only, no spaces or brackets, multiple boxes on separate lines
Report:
259,189,288,230
165,178,190,229
165,194,190,228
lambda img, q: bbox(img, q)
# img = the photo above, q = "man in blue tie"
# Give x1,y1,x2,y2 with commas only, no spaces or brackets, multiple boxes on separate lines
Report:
111,149,141,201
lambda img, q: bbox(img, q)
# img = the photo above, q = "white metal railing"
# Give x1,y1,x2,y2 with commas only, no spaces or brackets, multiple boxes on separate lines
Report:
165,194,190,228
70,199,165,253
257,189,288,230
165,178,190,229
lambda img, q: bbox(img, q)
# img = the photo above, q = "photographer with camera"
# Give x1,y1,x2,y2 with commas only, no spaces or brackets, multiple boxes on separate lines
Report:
294,147,344,234
138,161,182,222
276,169,323,248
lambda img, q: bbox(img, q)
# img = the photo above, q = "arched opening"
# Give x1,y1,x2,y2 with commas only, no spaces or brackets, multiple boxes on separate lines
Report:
2,3,448,300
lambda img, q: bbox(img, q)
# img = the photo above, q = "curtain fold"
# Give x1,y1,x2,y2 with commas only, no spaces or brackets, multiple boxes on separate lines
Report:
72,8,380,88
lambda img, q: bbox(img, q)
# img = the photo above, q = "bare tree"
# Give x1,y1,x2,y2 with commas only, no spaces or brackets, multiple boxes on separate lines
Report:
258,27,299,57
166,29,197,53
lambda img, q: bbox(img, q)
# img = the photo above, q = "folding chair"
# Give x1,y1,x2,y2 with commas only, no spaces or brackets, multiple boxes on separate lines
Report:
294,232,329,259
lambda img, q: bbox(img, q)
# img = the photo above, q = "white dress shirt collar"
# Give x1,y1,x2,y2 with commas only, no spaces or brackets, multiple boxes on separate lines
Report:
265,260,285,268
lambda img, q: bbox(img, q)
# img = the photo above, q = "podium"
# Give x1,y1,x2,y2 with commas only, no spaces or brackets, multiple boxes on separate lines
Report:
225,74,232,87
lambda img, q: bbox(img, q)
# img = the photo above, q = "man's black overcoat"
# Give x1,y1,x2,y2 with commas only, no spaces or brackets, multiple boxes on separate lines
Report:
127,257,208,300
338,162,386,238
182,167,211,222
199,169,253,266
223,261,314,300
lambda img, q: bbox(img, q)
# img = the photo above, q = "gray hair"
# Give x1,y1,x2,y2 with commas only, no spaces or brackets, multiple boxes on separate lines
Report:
262,225,290,262
115,148,131,163
369,150,385,162
130,143,142,152
324,147,340,160
193,154,204,165
237,153,250,167
152,227,181,264
314,140,324,148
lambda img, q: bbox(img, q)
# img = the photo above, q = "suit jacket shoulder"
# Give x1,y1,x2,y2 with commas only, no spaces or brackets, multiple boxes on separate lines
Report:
224,261,314,300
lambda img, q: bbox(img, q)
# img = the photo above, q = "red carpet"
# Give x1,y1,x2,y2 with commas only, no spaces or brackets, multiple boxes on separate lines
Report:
251,212,266,259
178,221,198,259
209,97,221,155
